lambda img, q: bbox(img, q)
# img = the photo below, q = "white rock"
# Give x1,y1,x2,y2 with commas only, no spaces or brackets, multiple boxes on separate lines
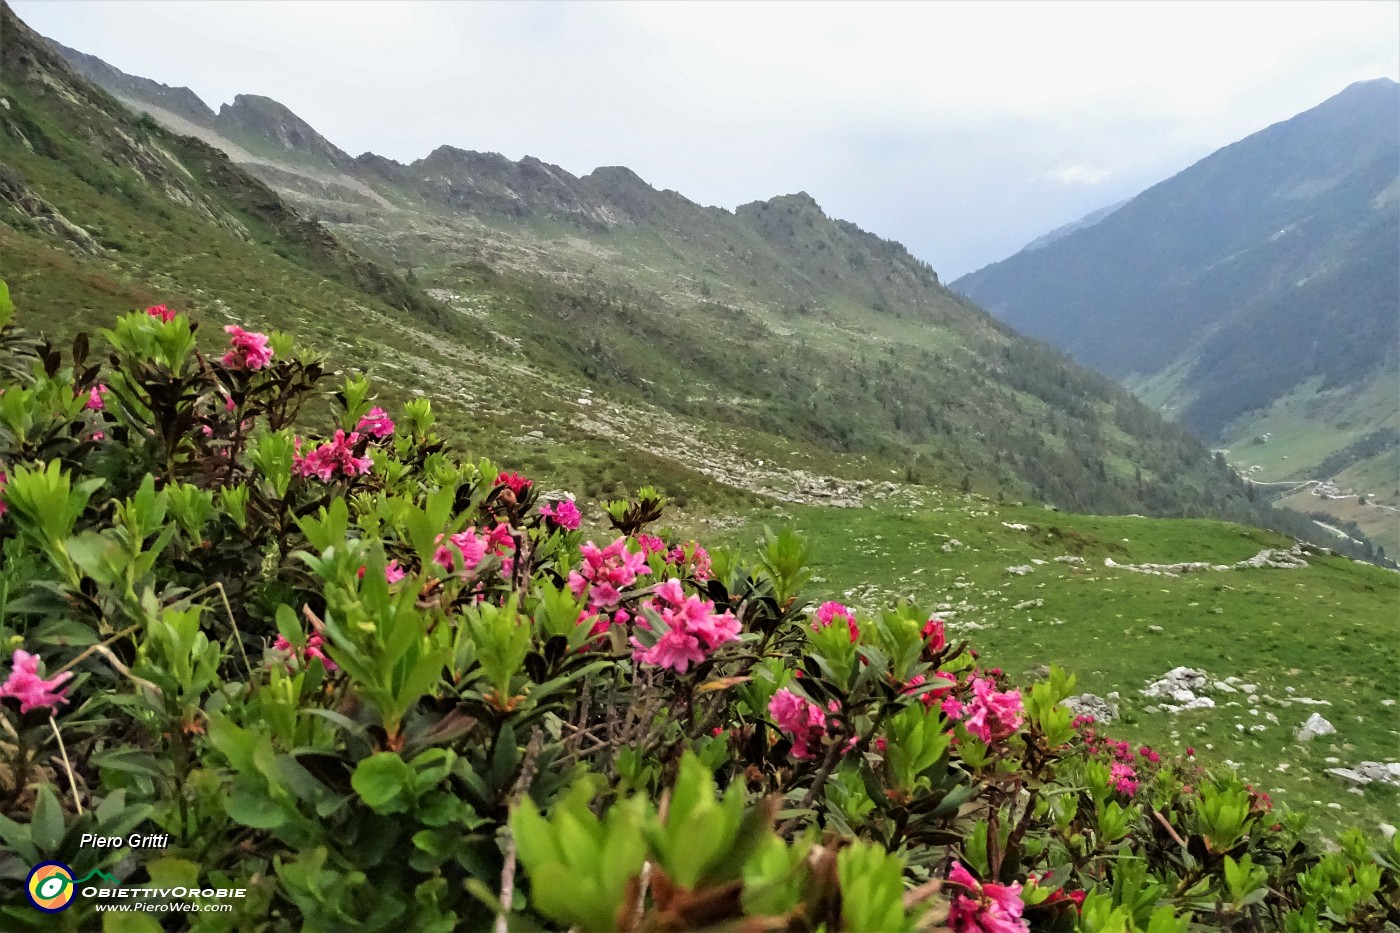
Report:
1294,713,1335,742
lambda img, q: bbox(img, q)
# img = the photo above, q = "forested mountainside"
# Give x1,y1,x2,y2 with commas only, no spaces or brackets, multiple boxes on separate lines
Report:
954,79,1400,554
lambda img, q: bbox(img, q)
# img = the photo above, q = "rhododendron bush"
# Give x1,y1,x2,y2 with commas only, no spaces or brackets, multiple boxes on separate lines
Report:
0,283,1395,932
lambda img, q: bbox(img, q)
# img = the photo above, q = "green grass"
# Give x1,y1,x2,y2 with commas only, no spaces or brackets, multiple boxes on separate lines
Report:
721,493,1400,839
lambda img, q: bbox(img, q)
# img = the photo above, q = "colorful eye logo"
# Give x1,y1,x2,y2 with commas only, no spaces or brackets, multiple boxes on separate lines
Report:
26,861,76,912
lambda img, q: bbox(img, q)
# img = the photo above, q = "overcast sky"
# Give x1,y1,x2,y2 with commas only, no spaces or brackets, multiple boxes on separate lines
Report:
13,0,1399,278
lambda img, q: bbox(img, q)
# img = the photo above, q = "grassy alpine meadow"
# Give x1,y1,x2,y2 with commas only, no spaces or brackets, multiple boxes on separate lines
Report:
722,495,1400,840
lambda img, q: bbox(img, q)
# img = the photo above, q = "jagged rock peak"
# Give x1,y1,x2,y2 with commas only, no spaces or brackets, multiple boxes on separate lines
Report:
216,94,352,167
737,191,826,216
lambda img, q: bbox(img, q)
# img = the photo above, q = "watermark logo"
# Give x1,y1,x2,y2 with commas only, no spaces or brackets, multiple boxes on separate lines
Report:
25,862,75,913
24,863,120,913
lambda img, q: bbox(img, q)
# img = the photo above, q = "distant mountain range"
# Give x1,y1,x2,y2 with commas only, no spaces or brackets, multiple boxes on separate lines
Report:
0,2,1373,555
954,79,1400,552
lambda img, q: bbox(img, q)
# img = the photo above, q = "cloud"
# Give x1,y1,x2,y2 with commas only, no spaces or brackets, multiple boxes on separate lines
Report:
1043,164,1113,186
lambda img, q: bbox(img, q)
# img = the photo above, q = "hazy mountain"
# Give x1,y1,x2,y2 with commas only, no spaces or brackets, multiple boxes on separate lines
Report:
953,80,1400,551
6,6,1366,551
1020,200,1126,252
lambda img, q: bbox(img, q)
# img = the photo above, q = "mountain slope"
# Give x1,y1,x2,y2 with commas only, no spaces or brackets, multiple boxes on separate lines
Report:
953,80,1400,552
13,9,1375,555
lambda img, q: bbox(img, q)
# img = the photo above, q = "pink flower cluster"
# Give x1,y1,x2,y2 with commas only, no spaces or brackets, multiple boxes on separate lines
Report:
0,650,73,714
433,525,515,577
903,671,957,710
0,470,8,518
84,384,109,411
221,325,274,371
145,304,176,323
494,471,532,496
1079,732,1159,796
272,634,336,672
813,601,859,642
768,688,829,760
1110,762,1138,796
666,542,711,581
538,499,581,530
922,617,947,654
569,537,650,615
293,431,373,482
947,861,1029,933
630,578,740,674
485,523,517,575
944,676,1024,744
637,534,666,556
356,407,395,439
435,527,486,575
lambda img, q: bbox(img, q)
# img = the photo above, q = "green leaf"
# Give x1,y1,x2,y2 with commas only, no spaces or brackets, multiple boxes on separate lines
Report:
352,753,414,813
226,784,287,830
30,784,65,853
144,857,200,888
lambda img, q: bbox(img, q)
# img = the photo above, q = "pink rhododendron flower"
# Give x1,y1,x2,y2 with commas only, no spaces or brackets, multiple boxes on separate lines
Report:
637,534,667,556
493,471,532,496
145,304,176,323
903,671,957,709
768,688,828,760
0,650,73,714
292,431,373,482
922,617,947,654
434,528,488,576
813,601,860,642
665,543,712,581
0,470,7,517
1111,762,1138,795
632,629,706,673
569,538,650,612
538,499,581,530
84,384,108,411
952,676,1024,744
356,407,395,439
221,325,274,371
272,634,337,672
630,577,740,673
485,523,517,576
947,861,1029,933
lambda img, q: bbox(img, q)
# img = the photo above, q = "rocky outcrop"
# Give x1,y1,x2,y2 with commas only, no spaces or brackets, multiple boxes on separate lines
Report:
0,162,105,254
1326,761,1400,786
216,94,355,169
1064,693,1119,723
1104,544,1309,577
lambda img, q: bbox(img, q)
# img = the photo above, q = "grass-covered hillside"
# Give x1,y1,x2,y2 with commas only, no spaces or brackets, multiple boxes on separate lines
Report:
720,491,1400,839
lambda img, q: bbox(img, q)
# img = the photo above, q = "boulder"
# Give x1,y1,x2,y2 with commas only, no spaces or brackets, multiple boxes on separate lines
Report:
1064,693,1119,723
1294,712,1335,742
